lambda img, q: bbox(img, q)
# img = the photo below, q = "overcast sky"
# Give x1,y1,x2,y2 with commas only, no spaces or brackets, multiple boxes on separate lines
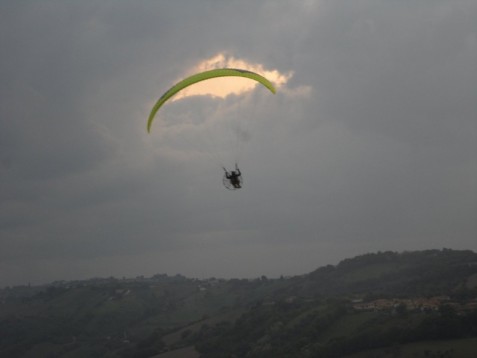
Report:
1,1,476,287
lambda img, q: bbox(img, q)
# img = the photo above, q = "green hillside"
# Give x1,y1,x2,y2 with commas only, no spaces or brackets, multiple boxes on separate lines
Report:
1,249,477,357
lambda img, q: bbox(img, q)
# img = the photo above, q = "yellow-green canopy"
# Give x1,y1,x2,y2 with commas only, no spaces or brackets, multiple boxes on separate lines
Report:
147,68,276,132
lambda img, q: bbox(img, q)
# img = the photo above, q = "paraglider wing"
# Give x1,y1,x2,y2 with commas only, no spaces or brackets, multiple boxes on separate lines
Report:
147,68,276,132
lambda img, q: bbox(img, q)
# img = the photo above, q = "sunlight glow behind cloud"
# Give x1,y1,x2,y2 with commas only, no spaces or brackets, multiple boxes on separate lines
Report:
172,53,293,101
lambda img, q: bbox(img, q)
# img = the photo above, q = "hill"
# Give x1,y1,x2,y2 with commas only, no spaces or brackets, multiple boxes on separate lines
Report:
1,249,477,357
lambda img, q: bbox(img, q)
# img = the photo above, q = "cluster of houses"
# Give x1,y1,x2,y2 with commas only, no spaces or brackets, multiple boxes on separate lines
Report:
352,296,477,314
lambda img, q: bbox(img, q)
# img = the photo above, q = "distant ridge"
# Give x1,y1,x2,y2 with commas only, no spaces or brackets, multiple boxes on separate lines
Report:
1,249,476,357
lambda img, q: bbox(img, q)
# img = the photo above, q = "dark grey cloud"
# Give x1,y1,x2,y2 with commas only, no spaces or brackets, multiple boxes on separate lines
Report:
1,0,476,286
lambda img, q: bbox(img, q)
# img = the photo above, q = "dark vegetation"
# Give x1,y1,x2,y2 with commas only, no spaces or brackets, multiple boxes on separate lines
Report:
1,249,477,357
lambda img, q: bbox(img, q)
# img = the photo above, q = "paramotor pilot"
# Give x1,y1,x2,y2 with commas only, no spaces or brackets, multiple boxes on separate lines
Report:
224,166,242,189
